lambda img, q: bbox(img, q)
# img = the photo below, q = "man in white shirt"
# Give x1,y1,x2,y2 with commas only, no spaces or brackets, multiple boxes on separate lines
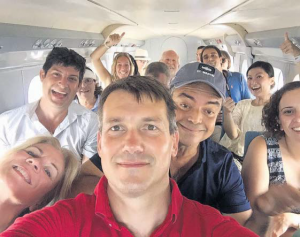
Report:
0,47,98,162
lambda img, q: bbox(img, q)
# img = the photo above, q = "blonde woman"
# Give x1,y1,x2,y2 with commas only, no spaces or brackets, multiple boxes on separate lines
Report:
91,32,134,88
0,136,79,232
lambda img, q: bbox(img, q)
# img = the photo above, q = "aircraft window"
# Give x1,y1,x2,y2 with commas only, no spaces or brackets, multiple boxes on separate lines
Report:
271,67,284,93
293,74,299,81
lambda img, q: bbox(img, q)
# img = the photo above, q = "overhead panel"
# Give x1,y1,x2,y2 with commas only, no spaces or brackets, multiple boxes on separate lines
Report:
212,0,300,33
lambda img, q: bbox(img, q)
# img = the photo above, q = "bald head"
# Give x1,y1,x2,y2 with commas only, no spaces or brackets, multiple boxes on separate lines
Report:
160,50,180,79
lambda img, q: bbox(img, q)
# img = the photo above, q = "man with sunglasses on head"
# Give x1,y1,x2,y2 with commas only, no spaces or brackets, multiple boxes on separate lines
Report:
0,47,98,163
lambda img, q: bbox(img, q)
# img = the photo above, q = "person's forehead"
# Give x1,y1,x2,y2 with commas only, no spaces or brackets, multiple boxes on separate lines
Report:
163,51,178,59
103,90,168,115
50,64,79,74
279,89,300,108
117,56,130,63
203,48,218,55
173,85,221,101
247,67,265,75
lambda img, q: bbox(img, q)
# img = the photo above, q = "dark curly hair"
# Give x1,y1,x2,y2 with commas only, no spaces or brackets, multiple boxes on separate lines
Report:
262,81,300,139
43,47,86,83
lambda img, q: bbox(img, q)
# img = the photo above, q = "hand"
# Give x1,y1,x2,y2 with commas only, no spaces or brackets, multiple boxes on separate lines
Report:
255,184,300,216
280,32,300,57
223,97,235,114
266,213,299,237
105,32,125,47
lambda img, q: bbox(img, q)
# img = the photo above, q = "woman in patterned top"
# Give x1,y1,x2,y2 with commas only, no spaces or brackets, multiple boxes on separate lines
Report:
242,81,300,237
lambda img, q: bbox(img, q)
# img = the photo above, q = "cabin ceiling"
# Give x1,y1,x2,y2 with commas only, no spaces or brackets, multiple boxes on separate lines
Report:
0,0,300,40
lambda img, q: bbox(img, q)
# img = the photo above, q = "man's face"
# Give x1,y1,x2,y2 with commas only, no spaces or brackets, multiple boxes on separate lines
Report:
98,90,178,196
160,51,180,79
196,48,203,62
40,65,80,109
136,60,148,71
201,48,222,72
173,84,222,147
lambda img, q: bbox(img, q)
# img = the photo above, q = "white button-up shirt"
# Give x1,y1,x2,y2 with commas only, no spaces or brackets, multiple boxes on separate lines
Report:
0,100,98,160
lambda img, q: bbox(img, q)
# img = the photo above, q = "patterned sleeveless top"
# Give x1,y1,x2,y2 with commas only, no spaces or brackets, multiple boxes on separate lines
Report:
263,135,300,214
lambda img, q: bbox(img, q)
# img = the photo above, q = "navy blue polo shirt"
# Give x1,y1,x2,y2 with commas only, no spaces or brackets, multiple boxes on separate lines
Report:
177,138,250,214
90,138,250,214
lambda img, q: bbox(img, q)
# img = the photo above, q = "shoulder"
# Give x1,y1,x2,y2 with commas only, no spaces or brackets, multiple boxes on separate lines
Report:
236,99,252,106
0,104,32,128
0,104,28,119
39,193,96,217
205,138,233,158
181,198,255,236
204,139,234,165
231,71,245,79
243,135,268,169
69,102,98,123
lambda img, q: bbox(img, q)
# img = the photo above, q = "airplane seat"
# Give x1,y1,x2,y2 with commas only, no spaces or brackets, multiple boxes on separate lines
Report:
243,131,262,160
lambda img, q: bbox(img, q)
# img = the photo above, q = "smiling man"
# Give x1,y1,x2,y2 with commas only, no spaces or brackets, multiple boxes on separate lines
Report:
0,47,98,162
160,50,180,80
1,77,257,237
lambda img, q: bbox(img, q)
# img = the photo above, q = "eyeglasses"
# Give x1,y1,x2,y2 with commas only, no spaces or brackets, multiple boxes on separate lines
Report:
82,78,96,84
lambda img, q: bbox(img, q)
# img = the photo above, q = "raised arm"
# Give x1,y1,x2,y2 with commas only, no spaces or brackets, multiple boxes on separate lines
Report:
90,32,125,88
222,97,239,139
280,32,300,75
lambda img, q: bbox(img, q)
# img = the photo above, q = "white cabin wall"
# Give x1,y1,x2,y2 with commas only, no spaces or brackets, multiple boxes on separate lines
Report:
141,36,204,69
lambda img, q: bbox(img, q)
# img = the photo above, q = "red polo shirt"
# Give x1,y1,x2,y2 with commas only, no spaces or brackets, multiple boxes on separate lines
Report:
1,177,257,237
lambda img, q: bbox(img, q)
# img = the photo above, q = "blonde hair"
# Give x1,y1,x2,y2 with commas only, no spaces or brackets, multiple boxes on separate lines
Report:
1,136,80,210
111,53,134,81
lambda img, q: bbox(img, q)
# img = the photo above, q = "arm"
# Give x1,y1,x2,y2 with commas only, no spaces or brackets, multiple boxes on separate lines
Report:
90,32,125,88
69,158,103,197
242,136,270,208
242,136,300,236
224,210,252,226
280,32,300,75
217,152,252,225
222,97,239,139
0,199,84,236
245,184,300,236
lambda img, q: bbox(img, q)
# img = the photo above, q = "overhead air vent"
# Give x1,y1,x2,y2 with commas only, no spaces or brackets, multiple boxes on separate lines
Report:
33,39,63,49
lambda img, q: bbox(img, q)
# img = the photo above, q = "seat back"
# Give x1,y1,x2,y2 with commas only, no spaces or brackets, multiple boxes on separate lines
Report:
243,131,262,159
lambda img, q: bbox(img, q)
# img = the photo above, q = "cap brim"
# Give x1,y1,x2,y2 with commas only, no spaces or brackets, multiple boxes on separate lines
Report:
172,79,225,100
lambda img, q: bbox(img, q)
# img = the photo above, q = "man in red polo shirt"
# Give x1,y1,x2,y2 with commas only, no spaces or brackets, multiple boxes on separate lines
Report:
1,77,257,236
